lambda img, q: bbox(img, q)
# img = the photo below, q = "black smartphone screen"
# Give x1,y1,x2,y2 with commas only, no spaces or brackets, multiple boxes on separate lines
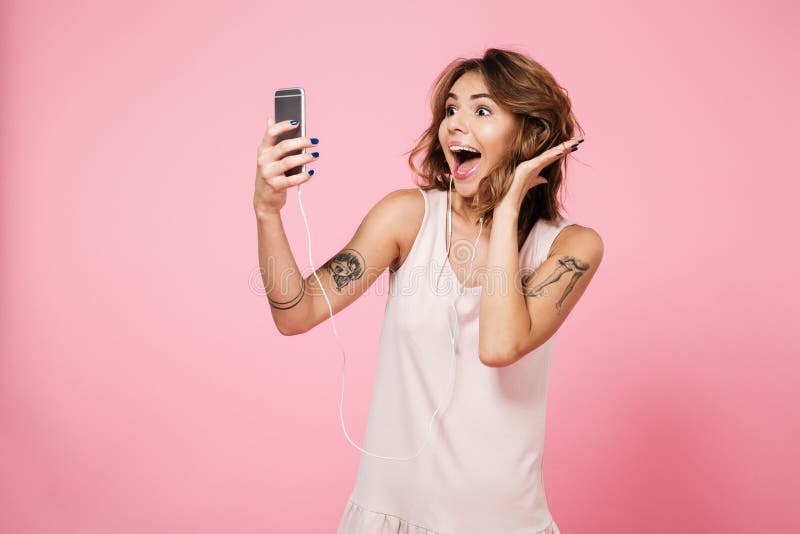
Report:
274,88,306,176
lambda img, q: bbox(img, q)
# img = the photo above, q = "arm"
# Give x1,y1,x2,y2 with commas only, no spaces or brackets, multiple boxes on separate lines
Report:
478,207,603,367
257,189,417,336
256,211,312,335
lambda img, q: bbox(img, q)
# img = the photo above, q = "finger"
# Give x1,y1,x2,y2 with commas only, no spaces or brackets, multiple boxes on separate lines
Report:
261,117,275,145
558,136,584,152
285,168,315,188
273,136,319,160
262,118,300,147
268,169,315,190
535,146,568,163
262,151,314,179
266,152,319,174
260,149,318,171
550,137,584,159
278,152,319,174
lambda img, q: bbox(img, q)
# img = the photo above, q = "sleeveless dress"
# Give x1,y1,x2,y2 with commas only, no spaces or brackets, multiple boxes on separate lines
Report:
337,187,576,534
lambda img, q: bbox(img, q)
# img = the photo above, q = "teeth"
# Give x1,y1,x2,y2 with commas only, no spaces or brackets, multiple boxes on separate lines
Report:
450,146,480,154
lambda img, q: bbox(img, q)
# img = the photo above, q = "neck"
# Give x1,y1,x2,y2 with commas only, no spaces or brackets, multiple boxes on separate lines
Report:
450,190,484,227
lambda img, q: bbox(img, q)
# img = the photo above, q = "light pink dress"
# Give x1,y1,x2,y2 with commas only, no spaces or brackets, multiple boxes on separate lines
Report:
337,187,575,534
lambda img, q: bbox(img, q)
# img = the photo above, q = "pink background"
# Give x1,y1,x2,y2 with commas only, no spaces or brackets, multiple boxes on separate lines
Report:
2,0,798,532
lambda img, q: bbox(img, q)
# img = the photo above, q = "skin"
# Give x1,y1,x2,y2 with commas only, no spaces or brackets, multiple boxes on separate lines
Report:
436,70,583,289
521,255,591,312
254,75,598,349
435,72,598,366
436,71,520,286
438,70,519,228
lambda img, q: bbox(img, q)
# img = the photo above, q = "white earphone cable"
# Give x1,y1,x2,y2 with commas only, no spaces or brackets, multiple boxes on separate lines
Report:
294,173,481,461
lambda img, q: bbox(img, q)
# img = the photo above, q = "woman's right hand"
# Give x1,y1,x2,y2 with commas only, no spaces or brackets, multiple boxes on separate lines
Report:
253,117,319,218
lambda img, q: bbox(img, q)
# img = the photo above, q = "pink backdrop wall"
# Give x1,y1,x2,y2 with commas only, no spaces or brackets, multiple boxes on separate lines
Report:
2,0,798,532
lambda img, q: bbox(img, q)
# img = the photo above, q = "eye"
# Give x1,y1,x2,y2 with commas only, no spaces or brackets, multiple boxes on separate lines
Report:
445,105,492,117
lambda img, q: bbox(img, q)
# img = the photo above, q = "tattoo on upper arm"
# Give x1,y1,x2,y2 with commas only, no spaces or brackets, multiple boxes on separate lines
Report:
268,278,306,311
523,256,590,312
323,248,365,292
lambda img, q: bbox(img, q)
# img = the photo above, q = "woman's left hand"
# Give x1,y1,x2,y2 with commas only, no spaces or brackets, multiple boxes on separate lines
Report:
496,137,584,214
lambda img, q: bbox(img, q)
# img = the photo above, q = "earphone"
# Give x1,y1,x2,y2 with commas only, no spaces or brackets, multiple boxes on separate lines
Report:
295,173,483,461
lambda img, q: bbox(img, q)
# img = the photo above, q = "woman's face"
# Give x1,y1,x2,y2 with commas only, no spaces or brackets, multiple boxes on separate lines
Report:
438,71,518,197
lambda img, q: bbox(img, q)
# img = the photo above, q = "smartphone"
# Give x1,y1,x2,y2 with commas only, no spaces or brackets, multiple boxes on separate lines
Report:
274,87,306,176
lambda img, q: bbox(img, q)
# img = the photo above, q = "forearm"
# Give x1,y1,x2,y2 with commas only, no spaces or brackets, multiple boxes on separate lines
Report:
478,206,529,364
256,212,312,335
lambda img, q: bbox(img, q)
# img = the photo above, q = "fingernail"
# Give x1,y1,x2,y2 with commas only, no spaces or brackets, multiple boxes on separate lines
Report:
310,138,319,144
309,169,315,175
578,138,584,144
290,120,298,125
571,145,579,151
311,152,319,157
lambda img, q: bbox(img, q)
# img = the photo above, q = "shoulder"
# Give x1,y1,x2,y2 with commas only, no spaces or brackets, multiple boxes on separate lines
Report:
367,187,425,225
382,187,426,209
551,223,604,263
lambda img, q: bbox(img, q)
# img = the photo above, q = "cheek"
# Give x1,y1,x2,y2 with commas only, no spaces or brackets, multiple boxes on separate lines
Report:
483,129,516,161
438,125,452,154
438,122,447,141
482,140,503,162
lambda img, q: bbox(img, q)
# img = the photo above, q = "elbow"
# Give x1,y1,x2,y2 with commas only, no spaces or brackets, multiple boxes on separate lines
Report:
479,324,529,367
479,349,517,368
276,321,307,336
478,339,516,367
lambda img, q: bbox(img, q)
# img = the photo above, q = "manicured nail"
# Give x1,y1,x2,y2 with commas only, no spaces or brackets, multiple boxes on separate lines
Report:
309,169,315,175
571,145,579,151
310,138,319,144
311,152,319,158
577,138,584,144
290,120,298,125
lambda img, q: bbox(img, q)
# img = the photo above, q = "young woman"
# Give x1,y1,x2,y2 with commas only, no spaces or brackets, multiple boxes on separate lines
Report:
254,48,603,534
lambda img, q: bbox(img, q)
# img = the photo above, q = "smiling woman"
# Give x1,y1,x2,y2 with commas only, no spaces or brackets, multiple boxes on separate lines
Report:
331,48,600,534
254,39,599,533
409,48,585,248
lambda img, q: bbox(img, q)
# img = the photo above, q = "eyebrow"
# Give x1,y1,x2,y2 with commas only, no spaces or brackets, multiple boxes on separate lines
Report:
446,92,493,101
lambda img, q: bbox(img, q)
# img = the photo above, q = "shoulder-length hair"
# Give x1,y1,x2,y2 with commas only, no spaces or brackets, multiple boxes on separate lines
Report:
406,48,585,249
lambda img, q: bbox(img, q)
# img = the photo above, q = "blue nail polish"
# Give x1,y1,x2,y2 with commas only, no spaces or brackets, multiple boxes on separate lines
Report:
310,138,319,144
311,152,319,157
290,120,298,125
309,169,315,175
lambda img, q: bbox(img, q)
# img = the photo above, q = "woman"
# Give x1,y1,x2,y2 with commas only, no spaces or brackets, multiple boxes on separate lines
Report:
254,48,603,534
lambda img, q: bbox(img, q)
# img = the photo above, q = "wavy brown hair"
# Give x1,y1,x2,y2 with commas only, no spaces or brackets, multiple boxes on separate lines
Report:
406,48,585,249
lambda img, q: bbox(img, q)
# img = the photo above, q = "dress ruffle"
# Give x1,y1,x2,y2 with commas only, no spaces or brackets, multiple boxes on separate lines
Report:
337,500,439,533
336,499,561,534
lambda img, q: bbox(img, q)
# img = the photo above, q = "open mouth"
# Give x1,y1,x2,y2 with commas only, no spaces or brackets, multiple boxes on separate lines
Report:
451,147,482,178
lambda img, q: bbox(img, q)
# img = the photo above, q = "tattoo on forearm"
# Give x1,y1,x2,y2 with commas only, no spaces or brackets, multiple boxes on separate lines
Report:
268,278,306,311
323,248,365,292
524,256,590,312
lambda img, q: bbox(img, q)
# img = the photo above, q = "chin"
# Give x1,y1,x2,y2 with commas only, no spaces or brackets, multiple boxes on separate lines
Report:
450,177,481,198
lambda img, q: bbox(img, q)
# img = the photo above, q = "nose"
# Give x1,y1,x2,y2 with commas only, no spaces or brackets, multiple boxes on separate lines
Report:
446,108,469,135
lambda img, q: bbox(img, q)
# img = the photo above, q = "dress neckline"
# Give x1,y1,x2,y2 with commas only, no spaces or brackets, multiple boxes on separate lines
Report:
440,190,538,294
